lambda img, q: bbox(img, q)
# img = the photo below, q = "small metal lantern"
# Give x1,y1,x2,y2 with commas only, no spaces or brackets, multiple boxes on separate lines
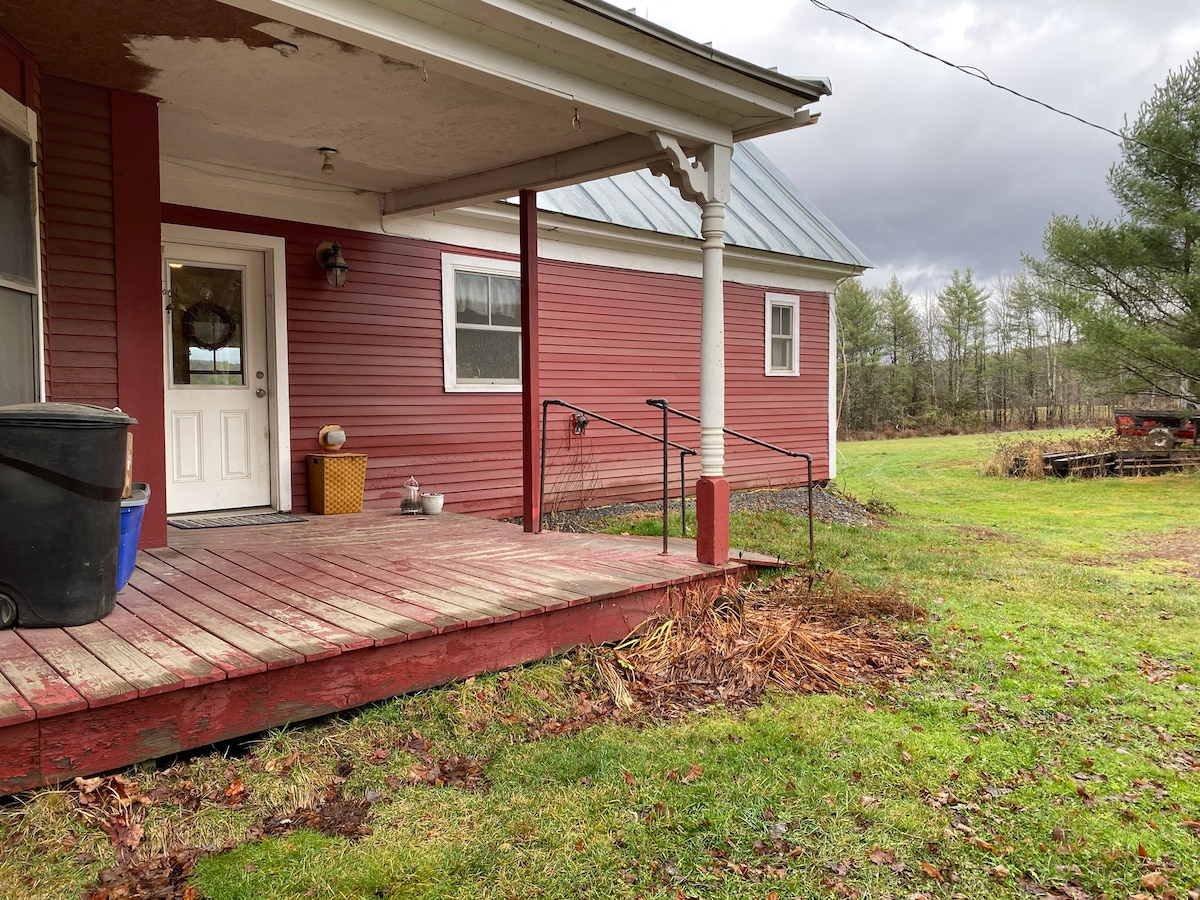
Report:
401,475,421,515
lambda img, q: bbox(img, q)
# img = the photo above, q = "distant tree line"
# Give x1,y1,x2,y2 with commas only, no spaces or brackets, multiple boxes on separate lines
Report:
835,270,1106,435
836,52,1200,436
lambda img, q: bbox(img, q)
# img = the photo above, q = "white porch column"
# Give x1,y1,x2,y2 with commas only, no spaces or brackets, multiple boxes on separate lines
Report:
698,186,727,479
650,135,732,564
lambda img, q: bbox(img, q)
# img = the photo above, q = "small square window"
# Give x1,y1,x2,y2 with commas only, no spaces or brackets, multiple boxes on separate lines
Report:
442,254,522,392
765,293,799,376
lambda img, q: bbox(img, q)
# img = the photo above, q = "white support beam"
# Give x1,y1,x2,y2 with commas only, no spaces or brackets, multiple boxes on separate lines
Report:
383,133,665,217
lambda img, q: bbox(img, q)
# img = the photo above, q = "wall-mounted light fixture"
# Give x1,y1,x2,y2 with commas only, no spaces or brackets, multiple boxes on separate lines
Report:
316,241,349,287
318,147,338,175
573,413,590,435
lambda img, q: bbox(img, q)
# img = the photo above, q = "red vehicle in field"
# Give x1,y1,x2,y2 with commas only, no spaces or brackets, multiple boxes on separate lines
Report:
1114,408,1200,449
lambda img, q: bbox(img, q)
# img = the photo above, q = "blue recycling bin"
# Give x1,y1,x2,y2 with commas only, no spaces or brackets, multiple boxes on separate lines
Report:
117,483,150,592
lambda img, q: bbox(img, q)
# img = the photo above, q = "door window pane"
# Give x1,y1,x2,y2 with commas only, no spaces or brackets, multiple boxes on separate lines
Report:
169,264,246,386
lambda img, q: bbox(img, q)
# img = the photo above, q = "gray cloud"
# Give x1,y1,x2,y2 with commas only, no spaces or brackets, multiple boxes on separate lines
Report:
647,0,1200,292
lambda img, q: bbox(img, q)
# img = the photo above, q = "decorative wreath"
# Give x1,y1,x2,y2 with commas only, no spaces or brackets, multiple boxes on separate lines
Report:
181,301,237,351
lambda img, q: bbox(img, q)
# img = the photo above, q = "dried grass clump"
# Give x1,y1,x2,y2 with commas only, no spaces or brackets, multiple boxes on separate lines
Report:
984,429,1136,478
596,573,926,713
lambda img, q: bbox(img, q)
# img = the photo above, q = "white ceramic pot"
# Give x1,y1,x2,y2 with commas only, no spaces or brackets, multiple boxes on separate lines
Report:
420,492,444,515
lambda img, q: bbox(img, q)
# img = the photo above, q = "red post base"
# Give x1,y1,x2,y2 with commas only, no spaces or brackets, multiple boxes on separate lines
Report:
695,475,730,566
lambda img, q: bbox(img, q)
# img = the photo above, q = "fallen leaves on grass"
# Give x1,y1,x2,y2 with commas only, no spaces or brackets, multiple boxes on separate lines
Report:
73,775,153,863
262,787,373,840
406,754,490,791
596,573,925,713
402,729,490,792
867,846,896,865
81,846,209,900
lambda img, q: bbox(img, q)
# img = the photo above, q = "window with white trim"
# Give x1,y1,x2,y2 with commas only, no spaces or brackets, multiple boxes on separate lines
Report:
442,253,521,392
0,96,41,405
765,293,799,376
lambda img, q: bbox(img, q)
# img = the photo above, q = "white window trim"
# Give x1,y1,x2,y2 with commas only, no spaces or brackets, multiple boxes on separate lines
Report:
0,91,45,401
441,252,522,393
764,292,799,377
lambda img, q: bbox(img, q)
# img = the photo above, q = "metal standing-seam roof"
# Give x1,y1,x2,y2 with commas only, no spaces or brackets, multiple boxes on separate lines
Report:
533,141,872,269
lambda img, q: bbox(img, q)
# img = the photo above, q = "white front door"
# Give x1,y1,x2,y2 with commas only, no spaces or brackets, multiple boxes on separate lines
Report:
163,243,272,514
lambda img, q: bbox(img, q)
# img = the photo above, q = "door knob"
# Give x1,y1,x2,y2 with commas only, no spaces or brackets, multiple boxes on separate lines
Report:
256,389,266,398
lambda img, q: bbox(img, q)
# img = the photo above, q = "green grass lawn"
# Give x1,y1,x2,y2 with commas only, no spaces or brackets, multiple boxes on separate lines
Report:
2,432,1197,900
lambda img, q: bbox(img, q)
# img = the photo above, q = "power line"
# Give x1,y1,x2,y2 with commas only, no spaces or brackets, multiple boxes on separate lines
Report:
810,0,1200,171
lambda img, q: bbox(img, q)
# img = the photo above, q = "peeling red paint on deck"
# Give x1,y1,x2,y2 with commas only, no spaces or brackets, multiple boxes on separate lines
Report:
0,512,750,794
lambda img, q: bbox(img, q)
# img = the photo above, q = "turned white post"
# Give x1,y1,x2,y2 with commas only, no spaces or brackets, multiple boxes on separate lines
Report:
650,136,732,564
699,188,727,479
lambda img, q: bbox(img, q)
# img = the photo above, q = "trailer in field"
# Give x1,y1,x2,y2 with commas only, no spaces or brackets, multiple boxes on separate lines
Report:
1114,408,1199,449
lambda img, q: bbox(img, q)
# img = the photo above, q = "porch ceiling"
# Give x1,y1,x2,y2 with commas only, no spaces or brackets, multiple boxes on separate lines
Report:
1,0,831,215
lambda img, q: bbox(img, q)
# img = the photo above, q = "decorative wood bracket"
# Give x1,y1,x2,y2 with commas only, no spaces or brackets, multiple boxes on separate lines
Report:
649,132,731,207
649,132,707,203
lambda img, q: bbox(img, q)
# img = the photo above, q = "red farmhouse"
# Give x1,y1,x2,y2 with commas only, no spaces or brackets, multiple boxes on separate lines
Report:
0,0,867,568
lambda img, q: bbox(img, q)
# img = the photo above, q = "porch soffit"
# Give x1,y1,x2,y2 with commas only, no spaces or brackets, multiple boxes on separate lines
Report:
0,0,831,215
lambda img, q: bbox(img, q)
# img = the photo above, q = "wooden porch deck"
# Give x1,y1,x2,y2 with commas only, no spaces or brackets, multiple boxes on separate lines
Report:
0,512,757,795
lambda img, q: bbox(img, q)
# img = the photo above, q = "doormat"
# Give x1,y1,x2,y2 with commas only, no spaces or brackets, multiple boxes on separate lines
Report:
169,512,306,530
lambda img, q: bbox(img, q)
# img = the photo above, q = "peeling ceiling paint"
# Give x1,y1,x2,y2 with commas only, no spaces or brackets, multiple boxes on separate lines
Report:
136,25,614,191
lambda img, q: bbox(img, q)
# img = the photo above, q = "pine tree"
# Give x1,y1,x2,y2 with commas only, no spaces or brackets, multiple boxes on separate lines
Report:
835,279,885,431
936,269,989,420
878,276,922,423
1031,53,1200,404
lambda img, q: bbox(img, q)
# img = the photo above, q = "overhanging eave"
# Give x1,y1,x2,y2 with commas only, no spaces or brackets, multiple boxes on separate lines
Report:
219,0,793,146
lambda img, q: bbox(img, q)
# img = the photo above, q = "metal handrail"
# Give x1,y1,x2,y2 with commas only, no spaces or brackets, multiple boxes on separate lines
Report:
540,399,695,553
647,400,816,561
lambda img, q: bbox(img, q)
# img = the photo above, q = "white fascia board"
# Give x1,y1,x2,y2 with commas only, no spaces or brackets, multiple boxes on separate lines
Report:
223,0,738,146
410,205,861,291
558,0,831,103
160,159,857,292
458,0,826,112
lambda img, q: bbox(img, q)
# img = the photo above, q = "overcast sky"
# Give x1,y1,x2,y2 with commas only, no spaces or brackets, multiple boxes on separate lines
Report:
643,0,1200,294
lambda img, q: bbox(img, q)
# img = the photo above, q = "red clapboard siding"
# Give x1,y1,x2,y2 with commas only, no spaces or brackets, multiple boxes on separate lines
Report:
41,76,117,406
162,205,831,519
0,28,27,103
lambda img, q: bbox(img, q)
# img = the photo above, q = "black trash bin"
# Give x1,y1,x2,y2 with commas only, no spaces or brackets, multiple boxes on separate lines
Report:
0,403,137,628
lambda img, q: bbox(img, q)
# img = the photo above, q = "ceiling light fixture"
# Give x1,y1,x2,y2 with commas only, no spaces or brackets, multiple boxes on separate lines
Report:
319,147,338,175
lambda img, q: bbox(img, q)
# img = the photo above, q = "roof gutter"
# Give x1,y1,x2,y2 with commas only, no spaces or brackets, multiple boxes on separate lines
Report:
562,0,832,104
